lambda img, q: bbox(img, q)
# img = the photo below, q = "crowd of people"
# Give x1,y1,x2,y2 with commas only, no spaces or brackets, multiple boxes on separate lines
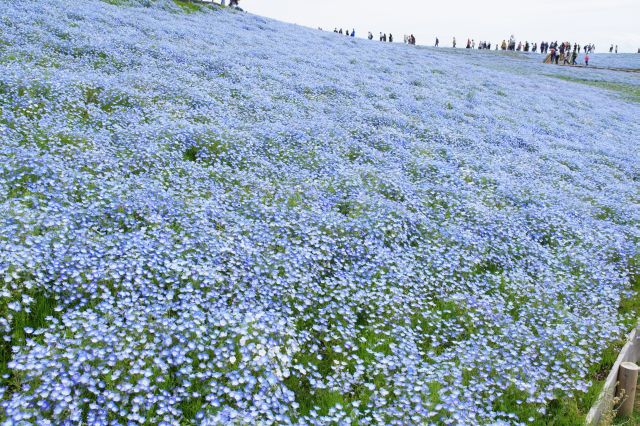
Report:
441,35,603,66
542,42,594,66
327,27,634,60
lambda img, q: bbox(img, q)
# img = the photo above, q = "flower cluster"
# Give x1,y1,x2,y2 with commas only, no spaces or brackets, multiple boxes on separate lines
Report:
0,0,639,424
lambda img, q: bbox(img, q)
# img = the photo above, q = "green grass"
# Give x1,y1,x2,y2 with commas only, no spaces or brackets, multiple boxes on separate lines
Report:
101,0,205,12
1,288,59,399
546,75,640,103
101,0,130,5
172,0,202,13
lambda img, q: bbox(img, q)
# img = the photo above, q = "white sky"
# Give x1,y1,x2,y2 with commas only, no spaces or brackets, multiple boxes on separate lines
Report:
240,0,640,53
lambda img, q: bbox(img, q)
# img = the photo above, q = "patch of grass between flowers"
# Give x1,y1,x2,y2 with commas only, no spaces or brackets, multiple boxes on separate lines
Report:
546,75,640,103
173,0,202,13
1,288,59,398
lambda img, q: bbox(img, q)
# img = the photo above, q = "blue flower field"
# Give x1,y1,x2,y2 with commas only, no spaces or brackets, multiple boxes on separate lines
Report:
0,0,639,424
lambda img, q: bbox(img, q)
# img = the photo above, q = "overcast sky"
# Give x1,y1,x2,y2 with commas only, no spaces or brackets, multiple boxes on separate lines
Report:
241,0,640,53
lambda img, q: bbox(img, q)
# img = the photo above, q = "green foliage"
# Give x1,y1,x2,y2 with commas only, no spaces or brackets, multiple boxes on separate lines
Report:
183,145,199,162
173,0,202,13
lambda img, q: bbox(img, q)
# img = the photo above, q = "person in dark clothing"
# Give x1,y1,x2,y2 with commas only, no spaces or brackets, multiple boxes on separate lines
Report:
351,29,355,37
383,33,387,42
571,50,578,65
339,29,343,34
435,37,439,47
466,39,471,48
389,34,393,42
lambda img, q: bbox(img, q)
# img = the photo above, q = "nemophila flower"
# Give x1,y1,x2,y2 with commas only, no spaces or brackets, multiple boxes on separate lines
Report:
0,0,638,424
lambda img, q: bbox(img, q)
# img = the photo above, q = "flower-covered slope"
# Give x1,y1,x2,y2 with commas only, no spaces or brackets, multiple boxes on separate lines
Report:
0,1,639,424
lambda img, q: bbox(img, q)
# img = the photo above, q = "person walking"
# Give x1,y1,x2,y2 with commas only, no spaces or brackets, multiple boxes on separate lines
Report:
389,33,393,42
585,53,590,66
615,45,618,53
453,37,456,48
435,37,439,47
351,29,355,37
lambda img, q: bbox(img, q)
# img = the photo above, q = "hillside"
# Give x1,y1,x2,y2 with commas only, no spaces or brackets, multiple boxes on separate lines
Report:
1,0,639,424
